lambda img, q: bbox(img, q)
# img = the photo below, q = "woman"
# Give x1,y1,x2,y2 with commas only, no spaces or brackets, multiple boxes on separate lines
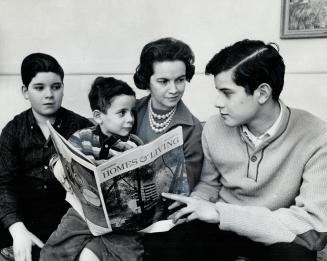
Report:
133,37,204,260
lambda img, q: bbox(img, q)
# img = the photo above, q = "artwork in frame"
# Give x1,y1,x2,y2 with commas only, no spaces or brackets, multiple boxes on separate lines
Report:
280,0,327,38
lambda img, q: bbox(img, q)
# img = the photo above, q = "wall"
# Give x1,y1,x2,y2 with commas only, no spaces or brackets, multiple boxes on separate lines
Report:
0,0,327,130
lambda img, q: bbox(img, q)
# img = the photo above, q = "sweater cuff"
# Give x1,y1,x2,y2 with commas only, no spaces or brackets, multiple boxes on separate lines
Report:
215,202,294,245
1,212,22,230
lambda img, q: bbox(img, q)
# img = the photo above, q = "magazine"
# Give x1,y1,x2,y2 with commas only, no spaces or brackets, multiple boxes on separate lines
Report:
47,122,189,236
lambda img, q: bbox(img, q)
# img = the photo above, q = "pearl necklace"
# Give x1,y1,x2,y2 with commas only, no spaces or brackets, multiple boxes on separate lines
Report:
148,99,176,133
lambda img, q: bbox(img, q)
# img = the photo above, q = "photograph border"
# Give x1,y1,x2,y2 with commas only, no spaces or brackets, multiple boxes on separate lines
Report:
280,0,327,39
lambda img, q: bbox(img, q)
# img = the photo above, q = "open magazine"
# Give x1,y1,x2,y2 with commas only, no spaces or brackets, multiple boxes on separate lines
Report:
47,122,189,236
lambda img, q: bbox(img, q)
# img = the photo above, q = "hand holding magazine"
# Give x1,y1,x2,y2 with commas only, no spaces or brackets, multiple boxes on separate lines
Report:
47,122,190,236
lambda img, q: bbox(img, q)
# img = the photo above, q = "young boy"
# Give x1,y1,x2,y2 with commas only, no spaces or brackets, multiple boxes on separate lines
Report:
0,53,92,261
40,77,144,261
163,39,327,261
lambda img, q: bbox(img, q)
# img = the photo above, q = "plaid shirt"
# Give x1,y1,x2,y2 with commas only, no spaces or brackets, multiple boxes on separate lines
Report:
0,107,92,240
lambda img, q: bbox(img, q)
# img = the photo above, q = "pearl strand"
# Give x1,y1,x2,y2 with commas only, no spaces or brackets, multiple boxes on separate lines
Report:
148,99,176,133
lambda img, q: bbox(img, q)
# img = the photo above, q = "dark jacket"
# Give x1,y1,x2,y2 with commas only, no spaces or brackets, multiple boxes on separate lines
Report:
134,95,203,190
0,107,92,242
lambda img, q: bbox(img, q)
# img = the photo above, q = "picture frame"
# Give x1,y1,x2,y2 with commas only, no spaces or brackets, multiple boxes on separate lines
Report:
280,0,327,39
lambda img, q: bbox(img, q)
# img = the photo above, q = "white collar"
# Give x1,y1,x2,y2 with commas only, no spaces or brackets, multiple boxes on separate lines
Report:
242,101,283,147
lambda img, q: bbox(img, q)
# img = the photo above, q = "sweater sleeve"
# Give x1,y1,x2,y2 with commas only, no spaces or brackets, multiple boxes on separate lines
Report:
0,123,22,228
216,142,327,251
191,130,221,202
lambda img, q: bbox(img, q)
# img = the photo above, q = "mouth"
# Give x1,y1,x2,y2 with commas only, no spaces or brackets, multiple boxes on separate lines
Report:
220,113,228,118
167,96,180,100
43,103,55,106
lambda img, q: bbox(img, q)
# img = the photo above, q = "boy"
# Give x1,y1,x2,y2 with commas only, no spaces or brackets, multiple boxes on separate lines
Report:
163,39,327,261
41,77,143,261
0,53,92,261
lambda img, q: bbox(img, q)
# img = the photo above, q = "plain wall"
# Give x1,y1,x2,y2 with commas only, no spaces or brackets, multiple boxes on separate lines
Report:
0,0,327,130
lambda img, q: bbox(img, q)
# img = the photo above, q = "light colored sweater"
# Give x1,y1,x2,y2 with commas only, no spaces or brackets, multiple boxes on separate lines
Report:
192,101,327,251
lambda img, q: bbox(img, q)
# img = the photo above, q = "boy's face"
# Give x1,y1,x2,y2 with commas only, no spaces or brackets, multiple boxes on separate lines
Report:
99,94,136,137
22,72,64,119
214,69,259,127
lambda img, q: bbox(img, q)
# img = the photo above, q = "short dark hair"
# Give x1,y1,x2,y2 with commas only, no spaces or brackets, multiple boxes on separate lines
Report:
88,77,135,113
21,53,64,87
134,37,195,90
205,39,285,100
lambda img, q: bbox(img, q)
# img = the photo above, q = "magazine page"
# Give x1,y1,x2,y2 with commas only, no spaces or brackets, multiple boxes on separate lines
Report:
94,126,190,233
47,122,112,235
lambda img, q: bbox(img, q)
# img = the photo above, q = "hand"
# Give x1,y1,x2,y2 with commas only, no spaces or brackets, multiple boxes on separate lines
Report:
53,160,72,193
162,192,220,224
9,222,44,261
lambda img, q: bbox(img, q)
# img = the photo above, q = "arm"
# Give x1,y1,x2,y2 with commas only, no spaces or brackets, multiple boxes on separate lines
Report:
190,130,221,201
215,142,327,251
0,124,43,261
166,140,327,251
182,121,204,190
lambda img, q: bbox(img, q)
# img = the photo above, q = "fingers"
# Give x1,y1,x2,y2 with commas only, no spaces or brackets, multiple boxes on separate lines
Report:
31,234,44,248
162,192,189,203
168,201,182,210
13,244,31,261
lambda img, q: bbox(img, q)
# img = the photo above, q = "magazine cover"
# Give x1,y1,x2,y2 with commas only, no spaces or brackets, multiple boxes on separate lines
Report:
47,122,189,235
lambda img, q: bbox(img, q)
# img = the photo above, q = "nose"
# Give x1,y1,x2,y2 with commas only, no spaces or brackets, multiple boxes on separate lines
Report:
126,112,134,123
214,93,224,109
168,82,178,94
44,86,54,98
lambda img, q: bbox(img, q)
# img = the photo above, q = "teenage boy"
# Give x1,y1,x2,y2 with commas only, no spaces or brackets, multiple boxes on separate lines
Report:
163,39,327,261
0,53,92,261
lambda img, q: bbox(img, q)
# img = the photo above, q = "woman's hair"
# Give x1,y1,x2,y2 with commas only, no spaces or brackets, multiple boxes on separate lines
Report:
21,53,64,87
88,77,135,113
133,37,195,90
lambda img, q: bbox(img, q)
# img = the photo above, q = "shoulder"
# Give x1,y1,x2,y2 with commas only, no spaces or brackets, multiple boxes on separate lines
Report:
135,95,149,112
288,107,327,141
1,109,30,135
70,125,97,141
59,107,93,127
203,114,238,140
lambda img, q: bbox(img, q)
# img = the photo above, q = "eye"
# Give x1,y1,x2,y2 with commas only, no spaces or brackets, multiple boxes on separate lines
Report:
222,91,232,97
117,109,127,117
176,77,186,84
52,83,62,90
33,85,44,91
157,79,169,85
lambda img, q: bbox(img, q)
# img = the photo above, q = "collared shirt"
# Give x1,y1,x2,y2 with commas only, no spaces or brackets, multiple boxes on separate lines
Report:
242,101,283,147
0,107,92,239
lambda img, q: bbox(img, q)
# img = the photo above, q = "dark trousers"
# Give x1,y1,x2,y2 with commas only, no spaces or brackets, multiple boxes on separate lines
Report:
143,220,316,261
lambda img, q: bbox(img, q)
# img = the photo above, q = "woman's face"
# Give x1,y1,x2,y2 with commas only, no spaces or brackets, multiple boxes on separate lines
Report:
149,60,186,110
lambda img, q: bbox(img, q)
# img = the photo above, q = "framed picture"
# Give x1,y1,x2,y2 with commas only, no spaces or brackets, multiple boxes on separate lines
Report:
280,0,327,38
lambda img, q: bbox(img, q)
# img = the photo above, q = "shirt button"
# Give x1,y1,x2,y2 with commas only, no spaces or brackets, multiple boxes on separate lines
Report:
43,185,47,189
105,144,109,148
251,156,257,162
44,166,48,170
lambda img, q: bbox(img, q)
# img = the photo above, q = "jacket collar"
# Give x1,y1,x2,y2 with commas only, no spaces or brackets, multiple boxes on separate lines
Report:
135,95,194,133
27,107,64,130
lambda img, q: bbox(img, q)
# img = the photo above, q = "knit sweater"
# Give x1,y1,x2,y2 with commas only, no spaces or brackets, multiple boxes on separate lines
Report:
192,101,327,251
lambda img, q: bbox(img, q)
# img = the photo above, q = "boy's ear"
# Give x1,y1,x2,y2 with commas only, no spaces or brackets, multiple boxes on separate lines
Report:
255,83,272,104
93,110,103,124
21,85,29,100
